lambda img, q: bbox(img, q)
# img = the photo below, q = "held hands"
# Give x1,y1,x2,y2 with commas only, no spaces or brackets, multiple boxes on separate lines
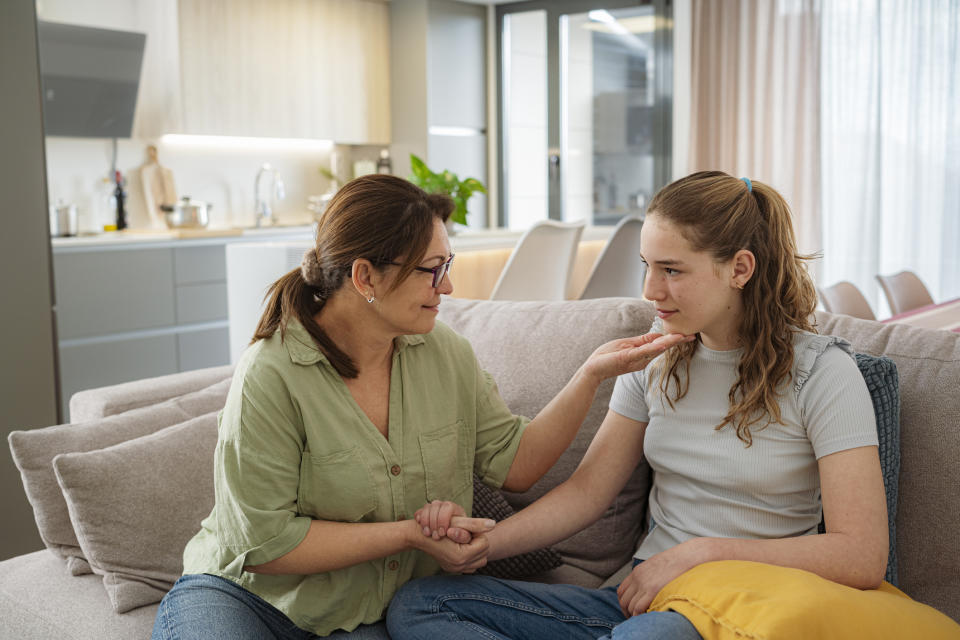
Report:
409,500,496,574
582,333,695,384
415,500,494,543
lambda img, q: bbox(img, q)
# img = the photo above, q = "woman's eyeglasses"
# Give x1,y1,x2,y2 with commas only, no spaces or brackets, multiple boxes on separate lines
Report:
384,254,454,288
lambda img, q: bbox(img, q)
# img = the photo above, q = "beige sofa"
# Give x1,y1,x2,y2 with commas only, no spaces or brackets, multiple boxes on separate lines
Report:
3,297,959,638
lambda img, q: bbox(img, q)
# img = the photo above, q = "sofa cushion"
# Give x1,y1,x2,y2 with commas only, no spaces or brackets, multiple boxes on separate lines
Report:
815,311,960,622
0,550,157,639
69,364,234,422
472,475,563,579
7,377,230,576
52,412,219,613
438,297,658,580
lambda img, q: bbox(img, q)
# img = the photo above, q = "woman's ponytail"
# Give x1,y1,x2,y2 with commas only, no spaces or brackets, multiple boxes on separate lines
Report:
252,249,357,378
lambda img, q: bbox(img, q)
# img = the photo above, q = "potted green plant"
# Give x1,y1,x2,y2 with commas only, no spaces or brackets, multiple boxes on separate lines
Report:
408,154,486,227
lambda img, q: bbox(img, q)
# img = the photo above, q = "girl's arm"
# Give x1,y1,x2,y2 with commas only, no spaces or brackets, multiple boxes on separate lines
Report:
617,445,889,615
485,410,648,560
501,333,691,492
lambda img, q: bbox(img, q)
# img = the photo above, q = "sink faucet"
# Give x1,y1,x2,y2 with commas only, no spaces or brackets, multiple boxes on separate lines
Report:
254,163,285,227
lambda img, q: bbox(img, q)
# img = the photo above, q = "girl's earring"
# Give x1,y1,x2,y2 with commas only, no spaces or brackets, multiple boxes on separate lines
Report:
366,294,376,303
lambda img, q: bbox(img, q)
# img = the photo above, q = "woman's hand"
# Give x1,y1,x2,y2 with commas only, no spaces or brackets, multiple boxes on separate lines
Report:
617,540,705,616
414,500,496,543
409,522,492,573
582,333,695,384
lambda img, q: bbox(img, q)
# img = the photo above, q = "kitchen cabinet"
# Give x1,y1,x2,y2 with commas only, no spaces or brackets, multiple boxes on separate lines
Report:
54,249,177,338
178,0,391,143
38,0,391,143
53,242,231,420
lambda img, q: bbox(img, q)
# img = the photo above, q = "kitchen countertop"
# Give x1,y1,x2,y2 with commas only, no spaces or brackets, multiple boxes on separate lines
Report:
51,225,614,253
51,224,318,252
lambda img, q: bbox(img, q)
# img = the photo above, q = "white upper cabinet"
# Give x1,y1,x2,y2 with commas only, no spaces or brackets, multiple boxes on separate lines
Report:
178,0,391,143
37,0,391,143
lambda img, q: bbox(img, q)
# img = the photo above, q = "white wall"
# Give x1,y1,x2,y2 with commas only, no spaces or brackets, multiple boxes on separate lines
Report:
504,10,548,230
563,13,594,224
44,137,333,232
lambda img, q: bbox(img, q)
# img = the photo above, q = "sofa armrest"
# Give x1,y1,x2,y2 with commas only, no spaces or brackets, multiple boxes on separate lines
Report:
68,364,235,422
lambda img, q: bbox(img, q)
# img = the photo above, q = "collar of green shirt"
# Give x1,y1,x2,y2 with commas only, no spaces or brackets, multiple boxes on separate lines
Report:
281,319,427,367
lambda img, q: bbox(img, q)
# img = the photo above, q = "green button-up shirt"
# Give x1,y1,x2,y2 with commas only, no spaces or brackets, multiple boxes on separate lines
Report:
182,319,527,635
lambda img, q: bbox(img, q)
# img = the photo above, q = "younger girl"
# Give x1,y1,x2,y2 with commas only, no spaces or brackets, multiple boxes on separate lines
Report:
387,171,887,639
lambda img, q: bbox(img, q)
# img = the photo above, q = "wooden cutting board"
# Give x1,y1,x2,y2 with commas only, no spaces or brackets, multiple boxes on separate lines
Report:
139,145,177,229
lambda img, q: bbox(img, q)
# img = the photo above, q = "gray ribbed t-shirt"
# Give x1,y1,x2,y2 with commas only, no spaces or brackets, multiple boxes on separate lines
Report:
609,331,878,560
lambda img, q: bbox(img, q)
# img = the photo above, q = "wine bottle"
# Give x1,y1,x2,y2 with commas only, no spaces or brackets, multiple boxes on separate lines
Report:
114,170,127,230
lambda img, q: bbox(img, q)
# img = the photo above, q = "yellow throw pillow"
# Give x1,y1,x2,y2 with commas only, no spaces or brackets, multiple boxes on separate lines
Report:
648,560,960,640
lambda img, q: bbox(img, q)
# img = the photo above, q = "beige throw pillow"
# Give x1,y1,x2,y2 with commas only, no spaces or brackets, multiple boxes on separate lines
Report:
52,412,219,613
7,377,230,575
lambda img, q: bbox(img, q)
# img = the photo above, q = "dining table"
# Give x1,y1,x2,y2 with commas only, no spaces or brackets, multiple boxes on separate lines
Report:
881,298,960,332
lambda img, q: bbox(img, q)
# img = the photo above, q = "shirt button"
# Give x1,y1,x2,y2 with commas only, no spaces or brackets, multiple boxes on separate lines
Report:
388,560,400,571
390,465,401,476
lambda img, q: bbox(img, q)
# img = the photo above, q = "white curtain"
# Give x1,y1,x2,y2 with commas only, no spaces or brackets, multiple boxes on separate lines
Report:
821,0,960,314
689,0,823,259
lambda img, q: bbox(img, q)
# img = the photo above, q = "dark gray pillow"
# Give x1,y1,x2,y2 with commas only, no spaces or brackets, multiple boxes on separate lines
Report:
471,475,562,579
819,352,900,585
855,352,901,586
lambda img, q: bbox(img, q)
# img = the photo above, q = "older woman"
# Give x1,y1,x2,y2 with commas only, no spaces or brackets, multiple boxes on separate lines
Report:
151,175,690,639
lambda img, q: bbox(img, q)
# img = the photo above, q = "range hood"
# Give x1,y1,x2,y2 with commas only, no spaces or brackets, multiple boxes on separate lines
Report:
37,21,146,138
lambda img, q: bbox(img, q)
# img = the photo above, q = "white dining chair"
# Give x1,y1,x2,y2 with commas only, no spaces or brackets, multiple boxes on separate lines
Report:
817,281,876,320
579,215,646,299
489,220,585,301
875,270,935,316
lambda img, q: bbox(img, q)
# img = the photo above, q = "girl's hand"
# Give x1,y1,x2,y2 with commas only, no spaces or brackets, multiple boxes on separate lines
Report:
583,333,695,384
415,500,496,543
412,528,492,574
616,540,704,616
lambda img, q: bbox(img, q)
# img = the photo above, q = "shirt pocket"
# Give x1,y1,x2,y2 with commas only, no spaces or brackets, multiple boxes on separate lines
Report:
419,420,472,502
298,446,378,522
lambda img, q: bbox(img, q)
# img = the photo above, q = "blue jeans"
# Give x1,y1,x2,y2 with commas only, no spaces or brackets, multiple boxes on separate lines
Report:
152,574,391,639
386,573,702,640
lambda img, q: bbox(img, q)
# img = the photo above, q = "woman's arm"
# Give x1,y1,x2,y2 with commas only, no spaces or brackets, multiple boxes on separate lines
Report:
501,333,691,492
616,445,889,615
247,515,495,575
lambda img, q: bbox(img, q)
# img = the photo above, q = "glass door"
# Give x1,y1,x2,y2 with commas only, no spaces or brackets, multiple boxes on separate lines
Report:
497,0,672,228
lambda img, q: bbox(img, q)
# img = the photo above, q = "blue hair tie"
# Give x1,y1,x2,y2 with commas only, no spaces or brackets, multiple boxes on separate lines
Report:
741,177,752,192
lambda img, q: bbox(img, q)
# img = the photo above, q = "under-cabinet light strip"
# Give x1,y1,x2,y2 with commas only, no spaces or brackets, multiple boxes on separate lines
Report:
161,134,334,151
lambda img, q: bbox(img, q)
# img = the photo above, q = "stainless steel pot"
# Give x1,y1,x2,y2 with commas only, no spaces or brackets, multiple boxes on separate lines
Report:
161,196,211,229
49,202,78,237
